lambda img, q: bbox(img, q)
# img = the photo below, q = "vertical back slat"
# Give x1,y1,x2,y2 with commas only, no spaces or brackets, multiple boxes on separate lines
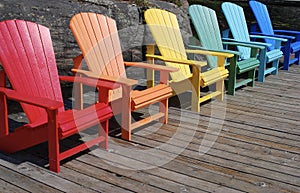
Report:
144,9,192,82
222,2,251,59
249,1,275,50
70,13,126,78
0,20,63,123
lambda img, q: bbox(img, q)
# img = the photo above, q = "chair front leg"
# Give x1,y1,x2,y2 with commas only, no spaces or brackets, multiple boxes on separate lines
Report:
99,120,109,149
227,56,237,96
191,66,201,112
121,85,132,141
47,108,60,173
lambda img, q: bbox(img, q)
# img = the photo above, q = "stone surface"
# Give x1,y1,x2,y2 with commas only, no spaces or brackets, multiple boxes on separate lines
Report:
0,0,192,78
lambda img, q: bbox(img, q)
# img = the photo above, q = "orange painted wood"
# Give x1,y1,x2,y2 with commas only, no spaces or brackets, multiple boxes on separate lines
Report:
70,13,175,141
0,20,114,173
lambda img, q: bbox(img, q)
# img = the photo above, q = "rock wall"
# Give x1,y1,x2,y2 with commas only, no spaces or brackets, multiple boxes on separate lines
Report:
0,0,191,76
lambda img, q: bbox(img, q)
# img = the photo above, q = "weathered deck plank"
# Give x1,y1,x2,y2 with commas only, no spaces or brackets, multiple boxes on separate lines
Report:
0,65,299,192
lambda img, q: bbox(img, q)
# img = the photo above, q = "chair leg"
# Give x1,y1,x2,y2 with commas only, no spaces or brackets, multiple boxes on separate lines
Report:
272,59,279,75
216,80,224,101
159,99,168,124
257,52,267,82
47,109,60,173
247,69,256,87
282,43,291,70
121,85,131,141
191,66,200,112
99,120,108,149
295,51,300,65
227,64,237,96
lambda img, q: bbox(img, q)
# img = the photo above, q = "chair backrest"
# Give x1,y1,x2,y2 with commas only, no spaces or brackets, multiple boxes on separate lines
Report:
222,2,251,59
70,13,126,78
249,1,275,50
144,8,192,82
189,4,224,68
0,20,64,123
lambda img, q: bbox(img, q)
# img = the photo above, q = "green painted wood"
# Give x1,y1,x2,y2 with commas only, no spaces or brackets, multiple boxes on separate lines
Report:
188,5,260,95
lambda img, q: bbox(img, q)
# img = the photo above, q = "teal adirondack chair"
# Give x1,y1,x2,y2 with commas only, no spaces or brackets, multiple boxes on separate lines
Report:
189,4,262,95
249,0,300,70
221,2,286,82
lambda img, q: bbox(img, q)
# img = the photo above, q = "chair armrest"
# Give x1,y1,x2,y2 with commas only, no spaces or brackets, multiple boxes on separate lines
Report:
249,34,287,42
188,45,241,56
250,32,295,40
274,29,300,36
222,38,267,49
59,76,120,90
185,49,234,58
145,54,206,67
124,62,178,73
71,69,138,86
0,88,63,110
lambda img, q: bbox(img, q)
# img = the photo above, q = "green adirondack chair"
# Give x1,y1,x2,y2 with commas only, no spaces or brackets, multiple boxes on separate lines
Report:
189,4,263,95
221,2,286,82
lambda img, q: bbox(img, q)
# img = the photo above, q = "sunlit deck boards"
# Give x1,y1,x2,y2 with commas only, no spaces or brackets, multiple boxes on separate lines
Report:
0,65,300,192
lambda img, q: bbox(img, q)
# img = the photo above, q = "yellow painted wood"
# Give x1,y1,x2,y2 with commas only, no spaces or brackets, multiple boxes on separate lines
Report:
145,8,231,112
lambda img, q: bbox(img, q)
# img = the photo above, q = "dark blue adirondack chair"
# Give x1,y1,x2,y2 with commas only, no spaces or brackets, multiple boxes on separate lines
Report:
249,0,300,70
222,2,286,82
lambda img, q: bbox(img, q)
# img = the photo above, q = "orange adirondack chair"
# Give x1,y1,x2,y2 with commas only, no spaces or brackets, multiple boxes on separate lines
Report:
0,20,115,173
69,13,177,141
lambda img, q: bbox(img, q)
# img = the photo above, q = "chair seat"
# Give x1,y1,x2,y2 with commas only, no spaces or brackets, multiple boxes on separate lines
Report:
266,49,283,63
237,58,260,74
58,102,112,138
131,84,173,110
291,41,300,53
201,67,229,87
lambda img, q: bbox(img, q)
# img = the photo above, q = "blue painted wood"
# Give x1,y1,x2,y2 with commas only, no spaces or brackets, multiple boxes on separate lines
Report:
222,2,285,82
249,1,300,70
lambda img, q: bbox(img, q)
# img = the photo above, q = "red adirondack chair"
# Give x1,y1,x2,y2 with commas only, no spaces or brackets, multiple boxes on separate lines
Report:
69,13,177,141
0,19,116,173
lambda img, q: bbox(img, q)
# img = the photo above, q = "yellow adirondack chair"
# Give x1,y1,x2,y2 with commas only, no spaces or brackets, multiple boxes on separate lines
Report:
144,8,234,112
69,12,177,141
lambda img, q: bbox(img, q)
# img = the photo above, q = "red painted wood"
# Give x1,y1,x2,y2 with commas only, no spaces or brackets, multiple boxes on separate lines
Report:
0,20,113,173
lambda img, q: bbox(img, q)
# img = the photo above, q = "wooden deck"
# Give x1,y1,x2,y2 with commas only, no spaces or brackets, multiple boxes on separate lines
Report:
1,65,300,193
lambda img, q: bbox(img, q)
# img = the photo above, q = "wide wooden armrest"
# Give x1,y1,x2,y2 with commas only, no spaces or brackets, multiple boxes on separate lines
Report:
59,76,120,90
185,49,234,58
222,38,267,49
0,88,63,110
145,54,206,67
274,29,300,36
250,32,295,40
188,45,242,56
124,62,178,73
249,34,287,42
71,69,138,86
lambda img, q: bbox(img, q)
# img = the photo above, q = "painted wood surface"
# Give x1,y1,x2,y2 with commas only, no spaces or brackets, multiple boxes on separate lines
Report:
70,12,176,141
0,20,114,173
0,65,299,192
